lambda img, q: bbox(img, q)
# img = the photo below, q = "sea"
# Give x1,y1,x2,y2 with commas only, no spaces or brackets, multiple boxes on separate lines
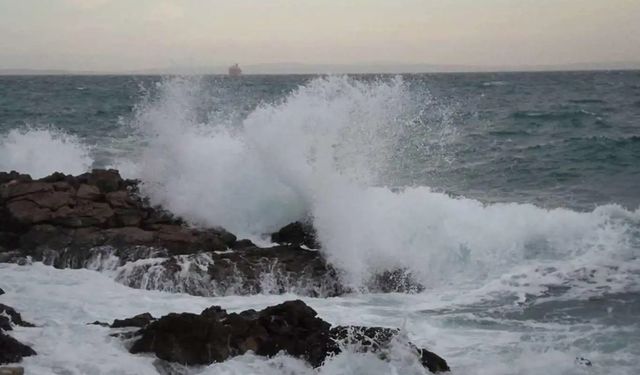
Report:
0,71,639,374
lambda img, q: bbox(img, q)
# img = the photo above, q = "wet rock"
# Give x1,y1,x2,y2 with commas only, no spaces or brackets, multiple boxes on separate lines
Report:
0,333,36,364
112,313,155,328
6,200,52,225
51,201,115,227
330,326,449,373
0,366,25,375
88,321,110,327
76,184,101,201
152,359,189,375
87,169,123,193
124,300,448,373
0,171,31,185
0,305,34,330
232,239,256,249
368,269,425,293
575,357,592,367
129,300,335,367
271,221,319,248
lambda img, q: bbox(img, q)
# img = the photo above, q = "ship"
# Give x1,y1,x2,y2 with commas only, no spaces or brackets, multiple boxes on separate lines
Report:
228,63,242,76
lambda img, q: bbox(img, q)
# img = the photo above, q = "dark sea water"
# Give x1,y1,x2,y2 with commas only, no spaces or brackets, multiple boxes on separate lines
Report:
1,71,639,210
1,72,639,374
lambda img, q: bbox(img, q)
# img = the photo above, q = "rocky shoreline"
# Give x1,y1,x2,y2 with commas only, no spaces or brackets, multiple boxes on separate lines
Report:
0,169,445,372
0,169,422,296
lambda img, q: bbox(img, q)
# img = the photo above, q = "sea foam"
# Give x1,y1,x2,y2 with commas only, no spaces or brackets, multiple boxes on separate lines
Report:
0,127,93,178
127,76,639,293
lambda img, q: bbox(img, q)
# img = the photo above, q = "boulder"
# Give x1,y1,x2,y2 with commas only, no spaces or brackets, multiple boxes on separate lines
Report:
6,200,52,225
330,326,449,373
0,333,36,365
52,201,114,227
112,313,155,328
124,300,448,373
0,304,35,330
1,182,52,201
0,171,31,185
76,184,101,201
87,169,122,193
271,221,319,248
129,300,335,367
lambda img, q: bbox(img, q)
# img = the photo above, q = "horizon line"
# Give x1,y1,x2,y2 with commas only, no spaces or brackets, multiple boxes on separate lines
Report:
1,61,639,76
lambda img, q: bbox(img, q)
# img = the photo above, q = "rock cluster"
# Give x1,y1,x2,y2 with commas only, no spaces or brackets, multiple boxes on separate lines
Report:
1,169,424,297
113,300,449,373
0,304,36,365
0,169,236,257
0,170,346,296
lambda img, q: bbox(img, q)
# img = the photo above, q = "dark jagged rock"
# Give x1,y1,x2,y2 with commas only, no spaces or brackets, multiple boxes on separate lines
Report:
88,321,110,327
0,170,422,297
331,326,449,373
0,288,4,295
129,300,336,367
271,221,319,249
0,333,36,365
111,313,155,328
124,300,448,373
0,305,34,331
369,269,425,293
0,170,236,259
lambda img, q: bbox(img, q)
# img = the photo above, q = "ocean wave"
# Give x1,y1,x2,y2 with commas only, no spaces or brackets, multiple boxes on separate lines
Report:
116,76,640,296
0,126,93,178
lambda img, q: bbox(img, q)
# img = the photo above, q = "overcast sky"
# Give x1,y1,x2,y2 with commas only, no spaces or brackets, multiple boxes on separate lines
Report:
1,0,639,72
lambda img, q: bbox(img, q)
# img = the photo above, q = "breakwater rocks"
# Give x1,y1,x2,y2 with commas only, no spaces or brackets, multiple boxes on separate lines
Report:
0,169,423,296
110,300,449,373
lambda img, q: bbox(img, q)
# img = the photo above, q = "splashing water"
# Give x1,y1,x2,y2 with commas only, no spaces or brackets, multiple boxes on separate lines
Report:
129,76,639,293
0,127,93,178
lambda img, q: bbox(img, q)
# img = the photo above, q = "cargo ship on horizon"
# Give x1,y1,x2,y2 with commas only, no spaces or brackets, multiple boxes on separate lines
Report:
228,63,242,76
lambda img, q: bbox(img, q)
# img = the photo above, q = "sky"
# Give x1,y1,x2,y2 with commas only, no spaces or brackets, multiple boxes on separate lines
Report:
0,0,639,73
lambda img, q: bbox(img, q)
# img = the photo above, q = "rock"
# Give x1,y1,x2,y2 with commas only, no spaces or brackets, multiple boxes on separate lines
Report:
124,300,448,373
52,201,114,227
1,182,52,200
152,359,189,375
112,313,155,328
130,312,232,364
76,184,101,200
0,171,31,185
200,306,227,320
104,227,155,245
330,326,449,373
271,221,319,248
0,366,25,375
0,305,35,330
575,357,592,367
6,200,52,225
129,300,335,367
11,190,74,211
87,169,122,193
0,288,4,295
105,191,133,208
232,239,256,249
19,224,72,251
369,269,425,293
88,321,110,327
0,332,36,364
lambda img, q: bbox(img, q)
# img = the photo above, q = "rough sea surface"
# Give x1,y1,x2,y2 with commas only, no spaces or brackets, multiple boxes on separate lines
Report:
1,71,639,374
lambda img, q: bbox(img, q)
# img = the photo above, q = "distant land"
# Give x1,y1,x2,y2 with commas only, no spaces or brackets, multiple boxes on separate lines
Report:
1,61,639,75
